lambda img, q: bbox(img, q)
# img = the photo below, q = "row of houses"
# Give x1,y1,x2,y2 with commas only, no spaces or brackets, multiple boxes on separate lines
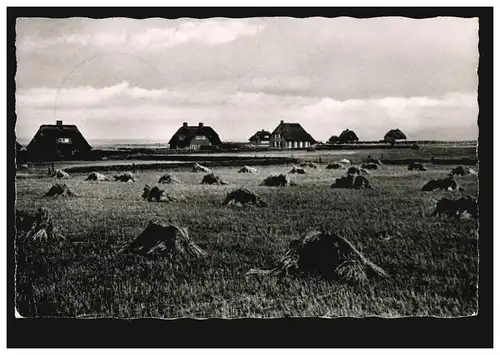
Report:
248,120,315,149
20,119,408,160
168,120,316,150
21,119,317,159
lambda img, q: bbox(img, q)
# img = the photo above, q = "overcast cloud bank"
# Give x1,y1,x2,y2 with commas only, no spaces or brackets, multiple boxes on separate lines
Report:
15,17,479,142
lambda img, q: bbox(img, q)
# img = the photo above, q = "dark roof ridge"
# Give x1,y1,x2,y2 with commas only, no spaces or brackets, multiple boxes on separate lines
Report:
271,121,316,143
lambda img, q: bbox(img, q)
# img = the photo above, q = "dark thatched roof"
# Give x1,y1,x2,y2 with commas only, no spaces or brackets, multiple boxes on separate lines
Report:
168,123,221,149
338,129,359,143
249,129,271,142
328,135,339,143
384,129,407,141
271,122,315,143
27,122,92,158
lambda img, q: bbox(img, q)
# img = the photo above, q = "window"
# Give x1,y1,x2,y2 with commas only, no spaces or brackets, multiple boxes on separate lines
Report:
57,137,71,144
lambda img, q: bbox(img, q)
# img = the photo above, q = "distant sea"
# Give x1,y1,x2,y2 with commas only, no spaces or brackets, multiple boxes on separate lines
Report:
88,139,170,149
15,137,478,149
15,138,169,148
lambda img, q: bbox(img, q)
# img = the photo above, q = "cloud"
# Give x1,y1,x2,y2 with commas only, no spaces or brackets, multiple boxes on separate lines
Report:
16,81,312,110
14,17,478,142
15,82,478,142
17,33,125,51
15,17,478,101
130,20,264,49
16,82,230,110
248,76,312,91
304,92,477,114
237,76,313,97
300,92,478,141
17,82,131,108
17,19,264,52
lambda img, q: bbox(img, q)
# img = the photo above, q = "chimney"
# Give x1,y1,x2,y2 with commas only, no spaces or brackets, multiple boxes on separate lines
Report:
56,120,63,127
183,122,188,127
198,122,204,128
280,120,284,124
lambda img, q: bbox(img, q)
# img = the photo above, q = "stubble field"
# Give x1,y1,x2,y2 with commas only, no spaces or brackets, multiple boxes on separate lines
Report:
15,159,479,318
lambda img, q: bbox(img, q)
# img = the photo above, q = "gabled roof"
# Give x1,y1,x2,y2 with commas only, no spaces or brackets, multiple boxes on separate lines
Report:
384,128,407,140
38,124,80,132
27,123,92,151
271,122,315,143
168,124,222,147
338,129,359,143
249,130,271,142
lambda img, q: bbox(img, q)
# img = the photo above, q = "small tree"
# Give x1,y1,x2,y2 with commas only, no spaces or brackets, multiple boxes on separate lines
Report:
338,129,359,144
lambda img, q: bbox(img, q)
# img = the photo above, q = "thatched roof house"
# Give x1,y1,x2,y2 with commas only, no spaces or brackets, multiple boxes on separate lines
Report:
16,141,27,164
338,129,359,144
270,120,316,149
168,122,221,150
249,129,271,146
384,128,407,143
27,120,92,160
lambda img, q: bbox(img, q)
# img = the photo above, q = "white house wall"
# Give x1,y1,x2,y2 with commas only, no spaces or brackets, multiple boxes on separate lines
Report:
270,140,312,149
188,135,211,150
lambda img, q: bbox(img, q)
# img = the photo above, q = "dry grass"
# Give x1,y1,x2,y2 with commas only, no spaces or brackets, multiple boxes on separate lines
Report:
14,160,479,318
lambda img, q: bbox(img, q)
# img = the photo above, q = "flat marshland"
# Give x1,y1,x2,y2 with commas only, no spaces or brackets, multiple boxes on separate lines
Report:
14,148,479,318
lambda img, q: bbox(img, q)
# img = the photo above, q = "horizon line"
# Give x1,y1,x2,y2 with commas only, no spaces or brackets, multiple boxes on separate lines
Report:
16,137,479,145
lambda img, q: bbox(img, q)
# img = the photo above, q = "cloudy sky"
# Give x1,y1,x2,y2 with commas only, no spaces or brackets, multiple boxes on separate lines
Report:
15,17,479,144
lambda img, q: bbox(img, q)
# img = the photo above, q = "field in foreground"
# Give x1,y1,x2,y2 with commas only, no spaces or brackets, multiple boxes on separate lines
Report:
15,162,478,318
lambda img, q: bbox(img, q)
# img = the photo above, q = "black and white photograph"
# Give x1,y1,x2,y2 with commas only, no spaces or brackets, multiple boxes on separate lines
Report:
7,6,493,349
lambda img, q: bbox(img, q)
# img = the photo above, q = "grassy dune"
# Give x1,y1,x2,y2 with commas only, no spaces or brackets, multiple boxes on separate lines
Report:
15,162,479,318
